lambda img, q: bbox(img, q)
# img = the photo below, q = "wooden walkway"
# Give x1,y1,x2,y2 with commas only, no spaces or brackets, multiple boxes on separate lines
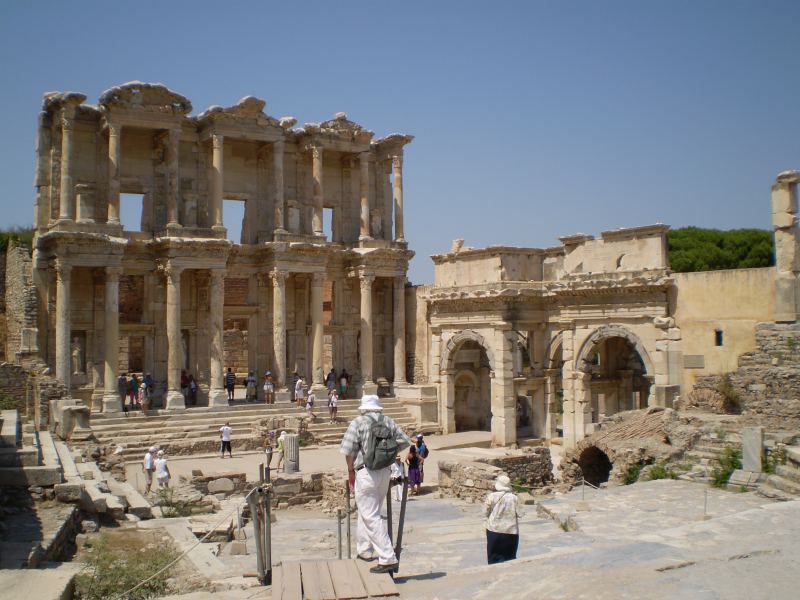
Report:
272,559,399,599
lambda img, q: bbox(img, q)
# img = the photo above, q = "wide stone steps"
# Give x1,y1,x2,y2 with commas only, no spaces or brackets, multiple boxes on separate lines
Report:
757,445,800,501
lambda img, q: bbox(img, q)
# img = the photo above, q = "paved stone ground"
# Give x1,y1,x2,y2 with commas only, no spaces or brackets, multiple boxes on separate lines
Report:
150,478,799,599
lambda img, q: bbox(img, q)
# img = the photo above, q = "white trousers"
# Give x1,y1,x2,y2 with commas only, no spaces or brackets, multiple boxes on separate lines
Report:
355,466,396,565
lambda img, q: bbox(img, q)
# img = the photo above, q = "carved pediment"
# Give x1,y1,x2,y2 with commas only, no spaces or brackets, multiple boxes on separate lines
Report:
197,95,282,128
99,81,192,115
303,112,374,142
42,91,87,112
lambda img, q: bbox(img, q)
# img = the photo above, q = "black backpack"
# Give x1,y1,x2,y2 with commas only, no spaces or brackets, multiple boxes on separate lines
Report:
363,414,399,470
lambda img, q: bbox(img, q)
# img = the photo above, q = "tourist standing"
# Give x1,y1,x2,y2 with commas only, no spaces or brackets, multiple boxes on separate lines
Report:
128,373,139,409
415,433,429,485
340,394,411,573
306,388,317,421
484,474,522,564
328,388,339,424
295,375,305,408
225,368,236,401
117,373,127,411
263,371,275,404
188,374,198,406
325,368,337,393
339,369,350,400
276,430,286,472
390,455,406,502
139,378,150,410
246,371,257,402
406,445,423,496
219,421,233,458
180,369,189,403
155,450,171,489
142,446,156,494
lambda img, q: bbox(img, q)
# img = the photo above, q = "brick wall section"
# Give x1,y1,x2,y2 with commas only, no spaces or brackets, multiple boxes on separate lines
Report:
224,278,249,306
119,275,144,324
694,323,800,430
487,447,553,488
0,363,28,412
4,245,35,363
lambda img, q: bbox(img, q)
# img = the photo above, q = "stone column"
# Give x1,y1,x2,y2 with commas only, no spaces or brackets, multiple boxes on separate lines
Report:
359,274,375,387
772,171,800,322
284,433,300,474
544,369,560,439
392,154,405,241
58,109,77,223
393,276,407,384
311,145,324,236
311,272,325,388
107,122,121,225
359,152,372,241
102,267,122,412
271,270,288,390
273,140,286,234
55,261,72,389
208,269,228,406
211,134,225,231
166,128,181,230
164,263,185,410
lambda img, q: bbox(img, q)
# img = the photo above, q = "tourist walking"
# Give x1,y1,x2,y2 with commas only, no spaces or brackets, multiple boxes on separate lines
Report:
415,433,429,485
142,373,154,409
225,368,236,401
295,375,305,408
128,373,140,409
139,378,150,410
180,369,189,403
155,450,171,489
339,369,350,400
142,446,156,494
276,431,286,472
340,394,411,574
263,371,275,404
118,373,127,411
328,388,339,423
390,455,406,502
306,388,317,421
220,421,233,458
245,371,257,402
484,474,522,564
406,445,423,496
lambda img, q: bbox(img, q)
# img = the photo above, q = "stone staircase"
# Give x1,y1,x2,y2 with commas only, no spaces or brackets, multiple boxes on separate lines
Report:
681,424,742,481
758,446,800,501
88,397,418,460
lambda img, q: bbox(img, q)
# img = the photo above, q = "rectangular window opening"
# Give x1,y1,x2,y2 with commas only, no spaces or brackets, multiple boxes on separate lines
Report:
120,194,145,232
714,329,724,347
224,199,246,244
323,207,333,241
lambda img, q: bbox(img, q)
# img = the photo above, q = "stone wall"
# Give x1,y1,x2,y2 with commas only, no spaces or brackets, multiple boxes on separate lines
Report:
693,322,800,431
4,245,35,364
486,447,553,488
437,459,502,502
406,285,431,385
271,472,324,506
32,372,67,431
0,363,29,412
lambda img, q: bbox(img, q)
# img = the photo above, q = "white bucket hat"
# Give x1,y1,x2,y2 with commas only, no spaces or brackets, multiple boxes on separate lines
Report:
157,450,165,457
495,474,512,492
358,394,383,412
149,446,157,453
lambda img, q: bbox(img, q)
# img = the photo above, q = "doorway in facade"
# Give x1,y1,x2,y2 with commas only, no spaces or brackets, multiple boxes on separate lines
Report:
453,340,492,432
223,317,249,399
583,335,651,423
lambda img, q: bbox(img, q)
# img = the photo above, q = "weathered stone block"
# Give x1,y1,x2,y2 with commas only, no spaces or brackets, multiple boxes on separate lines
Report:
207,477,235,494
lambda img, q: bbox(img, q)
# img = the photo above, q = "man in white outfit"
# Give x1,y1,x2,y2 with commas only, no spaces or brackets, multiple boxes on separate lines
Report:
142,446,156,494
340,394,411,574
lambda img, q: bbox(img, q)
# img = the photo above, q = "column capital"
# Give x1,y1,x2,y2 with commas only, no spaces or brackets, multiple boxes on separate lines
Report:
311,272,326,285
107,121,122,137
359,151,372,162
273,138,285,152
209,268,226,282
392,154,403,170
158,261,183,281
55,260,72,282
270,269,288,285
105,266,123,282
309,144,323,160
212,133,224,149
60,111,77,132
394,275,407,287
359,274,375,291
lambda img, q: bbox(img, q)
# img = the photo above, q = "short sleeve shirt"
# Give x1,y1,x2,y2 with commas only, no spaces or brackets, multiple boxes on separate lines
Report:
339,412,412,470
220,425,232,441
143,452,154,470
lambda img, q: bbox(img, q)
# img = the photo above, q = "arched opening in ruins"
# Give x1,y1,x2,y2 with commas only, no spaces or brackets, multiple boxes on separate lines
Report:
224,198,246,244
452,340,492,432
578,328,653,423
578,446,612,487
547,339,565,437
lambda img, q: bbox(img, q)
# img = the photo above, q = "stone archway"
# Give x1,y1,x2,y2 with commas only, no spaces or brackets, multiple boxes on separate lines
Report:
576,325,653,375
440,330,495,435
440,329,496,374
578,445,612,487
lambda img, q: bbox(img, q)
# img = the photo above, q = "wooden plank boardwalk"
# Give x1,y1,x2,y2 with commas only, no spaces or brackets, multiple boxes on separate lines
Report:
272,559,399,600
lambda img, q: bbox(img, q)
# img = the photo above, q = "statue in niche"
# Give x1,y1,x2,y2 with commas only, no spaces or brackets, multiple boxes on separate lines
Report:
71,336,84,375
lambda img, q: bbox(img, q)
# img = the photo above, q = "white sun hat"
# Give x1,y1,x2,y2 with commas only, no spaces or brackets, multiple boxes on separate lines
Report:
358,394,383,412
495,474,512,492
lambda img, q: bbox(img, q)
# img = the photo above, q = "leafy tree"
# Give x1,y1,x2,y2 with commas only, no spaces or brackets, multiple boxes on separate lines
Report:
667,227,774,273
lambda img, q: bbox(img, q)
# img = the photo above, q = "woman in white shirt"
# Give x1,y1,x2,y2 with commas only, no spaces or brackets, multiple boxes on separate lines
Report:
155,450,171,489
483,474,522,564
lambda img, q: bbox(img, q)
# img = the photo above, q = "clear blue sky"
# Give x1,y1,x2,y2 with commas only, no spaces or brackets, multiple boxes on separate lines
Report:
1,1,798,284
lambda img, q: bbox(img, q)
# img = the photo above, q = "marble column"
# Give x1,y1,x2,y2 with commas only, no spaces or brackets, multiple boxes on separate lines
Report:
772,171,800,322
359,152,371,241
164,263,185,410
107,122,121,225
359,274,375,385
208,269,228,406
311,145,324,236
311,272,325,389
102,267,122,412
211,134,225,230
55,261,72,389
392,154,405,242
273,140,286,234
166,128,181,229
271,270,288,390
393,276,407,384
58,110,76,223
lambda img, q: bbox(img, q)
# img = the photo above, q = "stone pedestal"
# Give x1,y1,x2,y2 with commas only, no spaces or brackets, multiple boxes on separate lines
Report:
742,426,764,473
284,434,300,474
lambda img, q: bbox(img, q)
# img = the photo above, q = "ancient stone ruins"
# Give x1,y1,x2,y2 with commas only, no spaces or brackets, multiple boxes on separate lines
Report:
1,82,799,598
